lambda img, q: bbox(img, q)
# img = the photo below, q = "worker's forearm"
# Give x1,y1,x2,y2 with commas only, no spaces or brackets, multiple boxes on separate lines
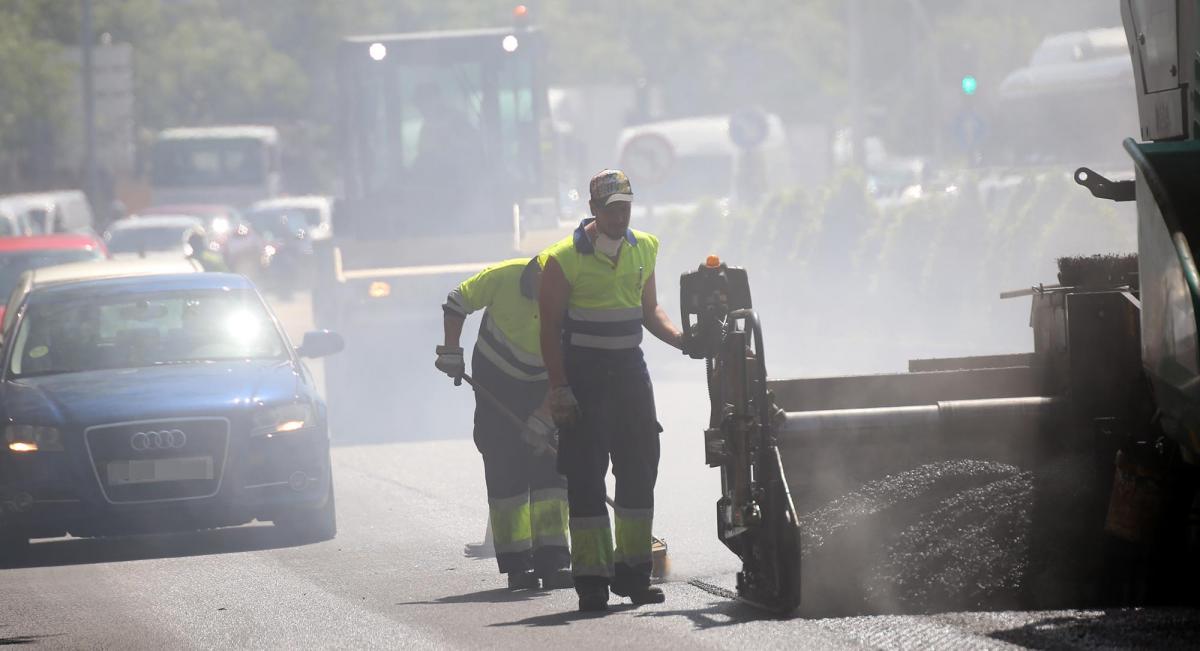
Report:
540,319,568,387
442,315,466,348
645,306,683,349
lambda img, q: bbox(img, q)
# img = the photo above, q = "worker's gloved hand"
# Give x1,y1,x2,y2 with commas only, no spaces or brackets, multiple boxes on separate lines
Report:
523,410,558,456
548,386,581,428
434,345,465,380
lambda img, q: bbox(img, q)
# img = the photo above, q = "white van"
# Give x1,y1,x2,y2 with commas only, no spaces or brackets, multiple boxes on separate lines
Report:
0,202,36,237
0,190,95,235
151,125,282,207
615,114,790,218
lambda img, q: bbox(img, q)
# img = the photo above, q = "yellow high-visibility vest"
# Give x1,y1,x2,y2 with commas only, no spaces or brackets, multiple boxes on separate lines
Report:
539,219,659,350
443,258,545,381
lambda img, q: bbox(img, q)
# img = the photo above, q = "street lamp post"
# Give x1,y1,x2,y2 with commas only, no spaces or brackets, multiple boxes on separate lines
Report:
81,0,97,202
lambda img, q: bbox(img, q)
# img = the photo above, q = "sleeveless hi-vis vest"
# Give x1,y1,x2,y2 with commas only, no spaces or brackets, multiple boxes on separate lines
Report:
538,219,659,351
443,258,546,381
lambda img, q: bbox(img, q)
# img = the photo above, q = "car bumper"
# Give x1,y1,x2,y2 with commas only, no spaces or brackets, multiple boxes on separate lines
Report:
1,427,332,538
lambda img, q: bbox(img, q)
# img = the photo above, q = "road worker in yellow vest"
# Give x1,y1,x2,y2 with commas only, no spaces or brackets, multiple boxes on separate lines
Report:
538,169,685,612
437,257,572,590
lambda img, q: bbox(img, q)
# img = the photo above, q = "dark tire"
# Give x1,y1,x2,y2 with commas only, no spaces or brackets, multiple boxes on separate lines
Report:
273,481,337,544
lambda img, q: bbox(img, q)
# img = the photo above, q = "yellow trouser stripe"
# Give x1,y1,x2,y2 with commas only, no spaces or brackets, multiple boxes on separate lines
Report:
490,495,532,554
570,515,613,577
531,497,569,546
614,506,653,566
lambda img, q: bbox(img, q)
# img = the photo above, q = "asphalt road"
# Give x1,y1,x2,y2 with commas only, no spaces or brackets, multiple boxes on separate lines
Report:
2,292,1199,649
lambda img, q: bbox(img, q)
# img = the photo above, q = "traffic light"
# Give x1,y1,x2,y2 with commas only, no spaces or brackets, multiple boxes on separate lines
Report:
961,74,978,96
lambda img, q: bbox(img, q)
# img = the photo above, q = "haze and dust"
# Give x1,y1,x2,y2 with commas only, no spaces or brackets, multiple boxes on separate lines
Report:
295,0,1137,617
624,2,1137,616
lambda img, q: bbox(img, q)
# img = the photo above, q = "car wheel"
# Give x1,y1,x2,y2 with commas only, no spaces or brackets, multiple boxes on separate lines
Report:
273,479,336,544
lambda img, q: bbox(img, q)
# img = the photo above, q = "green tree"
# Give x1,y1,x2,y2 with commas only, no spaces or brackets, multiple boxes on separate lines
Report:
136,15,307,128
0,1,71,189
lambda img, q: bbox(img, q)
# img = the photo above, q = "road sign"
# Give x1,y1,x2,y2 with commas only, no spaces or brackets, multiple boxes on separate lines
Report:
619,132,675,186
63,42,135,173
728,108,769,150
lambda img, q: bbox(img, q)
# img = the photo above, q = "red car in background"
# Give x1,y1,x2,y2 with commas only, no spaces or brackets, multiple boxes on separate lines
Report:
0,234,108,323
136,204,268,280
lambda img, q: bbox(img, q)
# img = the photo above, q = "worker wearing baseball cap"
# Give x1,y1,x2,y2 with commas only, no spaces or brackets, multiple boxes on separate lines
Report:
538,169,685,612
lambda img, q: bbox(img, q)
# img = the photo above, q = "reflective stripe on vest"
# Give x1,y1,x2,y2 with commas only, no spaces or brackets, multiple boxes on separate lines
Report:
478,314,547,381
564,305,643,350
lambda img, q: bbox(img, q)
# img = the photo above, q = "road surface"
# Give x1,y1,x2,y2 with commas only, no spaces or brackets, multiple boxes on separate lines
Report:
2,292,1198,649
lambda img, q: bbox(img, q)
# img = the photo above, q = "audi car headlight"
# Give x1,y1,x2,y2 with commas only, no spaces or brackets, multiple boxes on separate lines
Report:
252,403,316,437
5,424,63,452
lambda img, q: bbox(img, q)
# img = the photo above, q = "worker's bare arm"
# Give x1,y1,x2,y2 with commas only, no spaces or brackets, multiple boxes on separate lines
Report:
539,256,571,388
642,271,683,350
442,314,466,348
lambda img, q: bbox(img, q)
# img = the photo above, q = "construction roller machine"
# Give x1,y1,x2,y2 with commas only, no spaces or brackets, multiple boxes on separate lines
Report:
681,0,1200,615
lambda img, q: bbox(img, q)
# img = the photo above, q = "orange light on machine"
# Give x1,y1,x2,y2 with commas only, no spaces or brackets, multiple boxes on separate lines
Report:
705,255,721,268
8,441,37,453
513,4,528,18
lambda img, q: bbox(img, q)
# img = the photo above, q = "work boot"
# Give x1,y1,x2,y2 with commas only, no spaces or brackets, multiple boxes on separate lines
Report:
577,588,609,612
611,584,665,605
538,568,574,590
506,570,540,590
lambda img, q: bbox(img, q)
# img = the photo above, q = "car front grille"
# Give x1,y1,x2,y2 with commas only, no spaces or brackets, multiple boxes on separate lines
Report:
84,418,230,504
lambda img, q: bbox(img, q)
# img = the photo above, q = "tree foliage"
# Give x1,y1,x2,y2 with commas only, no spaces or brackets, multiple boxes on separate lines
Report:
0,1,72,186
0,0,1132,188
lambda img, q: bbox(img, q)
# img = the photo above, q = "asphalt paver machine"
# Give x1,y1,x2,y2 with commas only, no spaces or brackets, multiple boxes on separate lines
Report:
684,0,1200,614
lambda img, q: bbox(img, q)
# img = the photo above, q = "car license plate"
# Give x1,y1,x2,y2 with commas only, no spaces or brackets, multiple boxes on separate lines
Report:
107,456,214,485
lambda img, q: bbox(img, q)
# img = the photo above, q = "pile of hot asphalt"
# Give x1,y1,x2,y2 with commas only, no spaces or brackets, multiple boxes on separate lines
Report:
795,458,1102,616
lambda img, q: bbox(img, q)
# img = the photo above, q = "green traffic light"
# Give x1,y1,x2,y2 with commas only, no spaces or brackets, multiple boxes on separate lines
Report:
961,74,978,96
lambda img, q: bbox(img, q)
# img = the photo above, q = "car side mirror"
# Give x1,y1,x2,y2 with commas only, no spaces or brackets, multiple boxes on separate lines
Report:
297,330,344,358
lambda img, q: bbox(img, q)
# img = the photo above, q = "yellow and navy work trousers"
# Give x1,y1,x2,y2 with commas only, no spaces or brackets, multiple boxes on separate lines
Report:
558,346,661,595
471,350,570,575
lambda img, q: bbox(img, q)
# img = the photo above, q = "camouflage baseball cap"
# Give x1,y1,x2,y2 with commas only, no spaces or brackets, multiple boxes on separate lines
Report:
589,169,634,205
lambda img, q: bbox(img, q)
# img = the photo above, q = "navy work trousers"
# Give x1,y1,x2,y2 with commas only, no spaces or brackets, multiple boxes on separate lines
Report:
472,350,569,575
558,345,661,594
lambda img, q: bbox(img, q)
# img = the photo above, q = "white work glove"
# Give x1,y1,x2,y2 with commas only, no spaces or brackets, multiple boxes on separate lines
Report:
548,386,581,428
434,345,465,380
523,410,558,456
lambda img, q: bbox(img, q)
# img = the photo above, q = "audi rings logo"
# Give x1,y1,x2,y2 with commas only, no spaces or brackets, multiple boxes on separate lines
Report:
130,429,187,452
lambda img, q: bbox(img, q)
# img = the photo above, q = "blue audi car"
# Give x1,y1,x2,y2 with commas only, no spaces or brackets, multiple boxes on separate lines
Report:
0,272,343,551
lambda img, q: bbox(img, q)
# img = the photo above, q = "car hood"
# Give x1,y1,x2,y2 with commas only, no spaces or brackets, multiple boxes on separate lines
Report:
2,360,306,427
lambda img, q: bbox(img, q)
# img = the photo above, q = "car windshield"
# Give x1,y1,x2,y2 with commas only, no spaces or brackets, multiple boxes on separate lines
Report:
151,138,266,187
245,207,320,239
106,226,190,254
9,289,287,378
346,52,541,236
0,249,103,297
